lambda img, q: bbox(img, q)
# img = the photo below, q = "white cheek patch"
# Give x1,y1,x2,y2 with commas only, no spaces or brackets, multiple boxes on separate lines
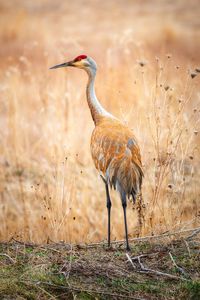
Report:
74,61,84,67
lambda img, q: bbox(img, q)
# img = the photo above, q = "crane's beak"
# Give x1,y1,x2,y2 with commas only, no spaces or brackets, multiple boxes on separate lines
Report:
49,61,74,70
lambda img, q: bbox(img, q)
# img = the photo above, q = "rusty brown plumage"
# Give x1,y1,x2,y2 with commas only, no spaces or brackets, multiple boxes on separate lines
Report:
91,116,143,201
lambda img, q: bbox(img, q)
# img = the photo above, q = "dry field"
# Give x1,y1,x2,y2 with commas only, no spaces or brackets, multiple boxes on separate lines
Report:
0,0,200,244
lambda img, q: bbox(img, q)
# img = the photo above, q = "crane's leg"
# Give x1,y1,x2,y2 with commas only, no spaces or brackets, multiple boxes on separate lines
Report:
105,182,112,247
100,175,112,248
121,192,130,251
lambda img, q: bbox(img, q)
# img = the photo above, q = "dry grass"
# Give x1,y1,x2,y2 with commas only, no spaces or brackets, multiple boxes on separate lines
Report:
0,0,200,244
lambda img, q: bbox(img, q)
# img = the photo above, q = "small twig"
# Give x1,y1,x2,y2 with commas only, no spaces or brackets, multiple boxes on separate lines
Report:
40,246,61,253
137,256,145,270
131,253,158,260
0,253,15,264
126,253,136,269
186,228,200,241
138,266,186,280
34,284,57,299
127,254,188,281
10,238,35,248
169,252,189,278
183,240,191,257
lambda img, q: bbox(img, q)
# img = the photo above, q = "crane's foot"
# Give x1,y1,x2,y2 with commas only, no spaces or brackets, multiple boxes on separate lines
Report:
107,242,112,249
105,241,114,251
126,244,131,251
105,246,113,252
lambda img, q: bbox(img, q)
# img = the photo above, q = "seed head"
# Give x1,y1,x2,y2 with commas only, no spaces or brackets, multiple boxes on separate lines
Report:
191,72,197,79
164,85,170,91
137,60,147,67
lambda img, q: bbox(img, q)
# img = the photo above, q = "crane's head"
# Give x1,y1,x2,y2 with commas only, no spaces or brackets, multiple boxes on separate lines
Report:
50,55,97,74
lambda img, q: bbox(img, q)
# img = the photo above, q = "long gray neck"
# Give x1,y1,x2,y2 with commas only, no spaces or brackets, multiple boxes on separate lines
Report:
86,68,113,125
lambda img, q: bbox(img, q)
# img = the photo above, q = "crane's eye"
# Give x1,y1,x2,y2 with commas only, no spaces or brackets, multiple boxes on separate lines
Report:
74,54,87,62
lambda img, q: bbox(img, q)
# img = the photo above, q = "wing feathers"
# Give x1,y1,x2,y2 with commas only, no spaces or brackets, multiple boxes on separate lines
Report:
91,118,143,200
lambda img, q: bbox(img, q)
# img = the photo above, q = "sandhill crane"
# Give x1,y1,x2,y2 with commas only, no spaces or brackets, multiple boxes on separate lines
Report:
50,55,143,250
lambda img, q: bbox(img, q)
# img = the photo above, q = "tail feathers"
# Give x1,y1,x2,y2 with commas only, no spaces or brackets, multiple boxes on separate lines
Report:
130,189,137,204
106,156,143,201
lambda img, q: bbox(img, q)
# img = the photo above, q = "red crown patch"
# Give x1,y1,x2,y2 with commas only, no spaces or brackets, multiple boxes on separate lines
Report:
74,54,87,62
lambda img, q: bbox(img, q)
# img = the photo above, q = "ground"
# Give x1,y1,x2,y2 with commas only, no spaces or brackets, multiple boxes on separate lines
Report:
0,0,200,244
1,230,200,300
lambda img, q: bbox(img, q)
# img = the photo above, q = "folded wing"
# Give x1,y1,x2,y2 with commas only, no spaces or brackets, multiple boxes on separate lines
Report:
91,118,143,201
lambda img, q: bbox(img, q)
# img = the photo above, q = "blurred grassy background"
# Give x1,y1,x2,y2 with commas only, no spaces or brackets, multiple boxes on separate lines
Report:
0,0,200,243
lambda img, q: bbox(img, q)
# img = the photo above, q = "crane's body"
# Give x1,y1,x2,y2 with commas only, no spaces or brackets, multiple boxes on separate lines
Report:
50,55,143,250
91,117,143,198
